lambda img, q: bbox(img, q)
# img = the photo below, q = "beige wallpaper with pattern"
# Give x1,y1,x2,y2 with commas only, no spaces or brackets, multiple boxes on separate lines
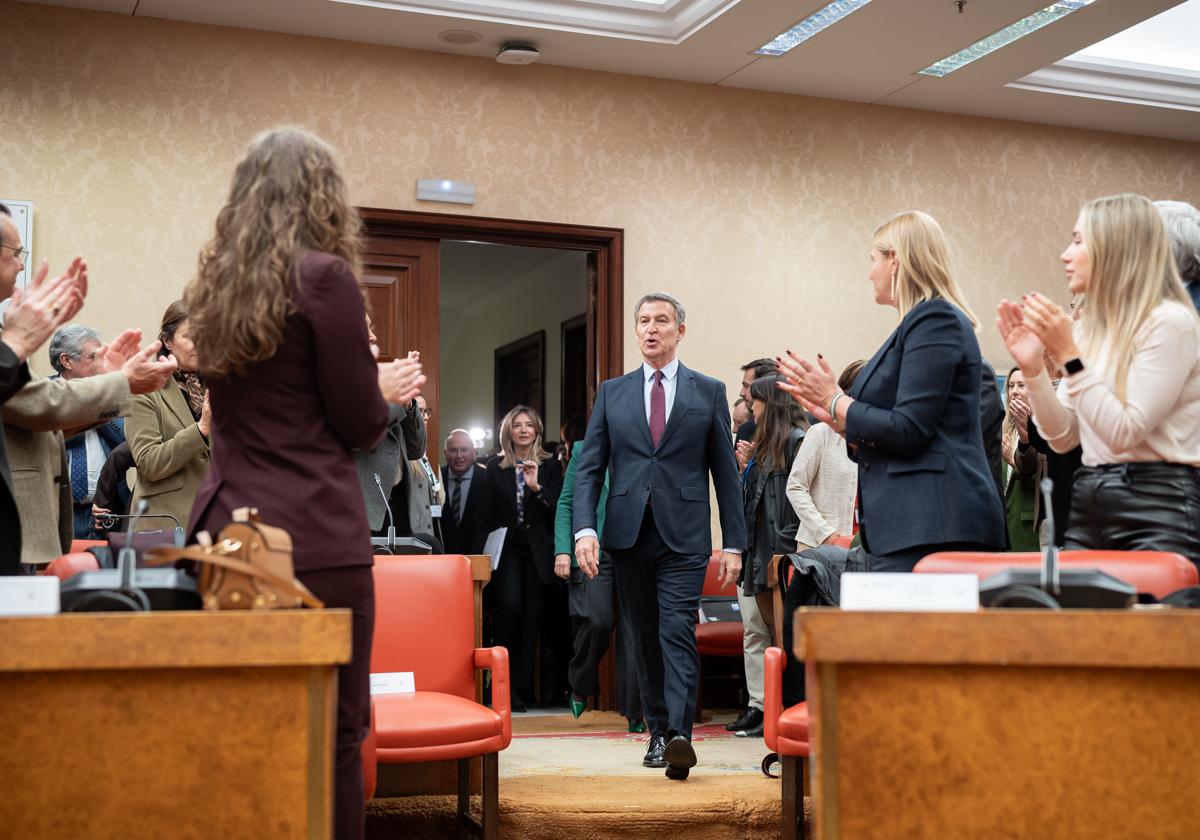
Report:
3,0,1198,388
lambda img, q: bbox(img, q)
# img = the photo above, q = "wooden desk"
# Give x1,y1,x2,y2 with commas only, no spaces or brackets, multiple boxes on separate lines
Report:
0,610,350,840
796,608,1200,839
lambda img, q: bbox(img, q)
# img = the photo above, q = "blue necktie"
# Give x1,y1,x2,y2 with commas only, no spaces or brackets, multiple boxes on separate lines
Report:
69,436,89,503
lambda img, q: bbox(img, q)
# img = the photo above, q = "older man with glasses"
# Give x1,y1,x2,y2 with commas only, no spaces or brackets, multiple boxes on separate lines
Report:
1,203,177,569
49,324,127,538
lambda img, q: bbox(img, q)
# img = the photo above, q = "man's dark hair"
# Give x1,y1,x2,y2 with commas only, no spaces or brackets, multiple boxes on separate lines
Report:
0,203,11,217
740,357,777,381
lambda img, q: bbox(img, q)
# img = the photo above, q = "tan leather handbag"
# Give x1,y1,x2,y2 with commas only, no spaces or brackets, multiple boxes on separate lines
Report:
145,507,323,610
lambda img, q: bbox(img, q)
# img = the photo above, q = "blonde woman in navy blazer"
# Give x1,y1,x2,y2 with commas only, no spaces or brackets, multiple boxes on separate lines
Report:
778,211,1005,571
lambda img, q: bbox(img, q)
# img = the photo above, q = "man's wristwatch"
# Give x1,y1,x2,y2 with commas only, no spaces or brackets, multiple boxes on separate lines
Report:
1064,357,1085,375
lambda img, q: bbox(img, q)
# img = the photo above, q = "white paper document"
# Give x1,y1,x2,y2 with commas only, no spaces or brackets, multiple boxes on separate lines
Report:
0,577,60,616
840,572,979,612
484,527,508,571
370,672,416,695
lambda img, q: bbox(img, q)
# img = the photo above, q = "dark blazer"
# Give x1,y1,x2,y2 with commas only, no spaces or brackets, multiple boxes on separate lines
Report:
572,362,747,556
844,298,1005,557
440,462,492,555
486,455,561,584
0,342,31,575
979,361,1004,502
189,251,389,573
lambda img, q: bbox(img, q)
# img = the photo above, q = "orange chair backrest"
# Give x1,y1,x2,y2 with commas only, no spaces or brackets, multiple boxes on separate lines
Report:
702,550,736,596
44,552,100,581
916,551,1198,600
370,555,476,700
69,539,107,554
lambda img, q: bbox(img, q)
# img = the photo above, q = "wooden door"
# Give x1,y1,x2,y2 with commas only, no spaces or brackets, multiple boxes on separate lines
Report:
360,236,440,462
494,331,546,432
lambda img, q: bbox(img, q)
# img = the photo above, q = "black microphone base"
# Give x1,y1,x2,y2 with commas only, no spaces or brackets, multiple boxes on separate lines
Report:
980,568,1136,609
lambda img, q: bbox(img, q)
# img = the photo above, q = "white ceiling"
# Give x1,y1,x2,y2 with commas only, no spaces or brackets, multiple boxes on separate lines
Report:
25,0,1200,141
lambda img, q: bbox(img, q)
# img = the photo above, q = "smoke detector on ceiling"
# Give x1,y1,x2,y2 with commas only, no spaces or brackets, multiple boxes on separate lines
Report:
496,43,540,65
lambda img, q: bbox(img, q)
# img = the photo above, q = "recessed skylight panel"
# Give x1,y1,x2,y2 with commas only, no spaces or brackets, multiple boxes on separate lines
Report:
754,0,874,57
918,0,1095,78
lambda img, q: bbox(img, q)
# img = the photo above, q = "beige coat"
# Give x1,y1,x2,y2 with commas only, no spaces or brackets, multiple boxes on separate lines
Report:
127,382,210,532
1,355,132,565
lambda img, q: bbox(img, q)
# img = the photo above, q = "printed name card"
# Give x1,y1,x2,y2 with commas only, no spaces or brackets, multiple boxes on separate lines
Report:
0,577,60,616
370,672,416,695
840,573,979,612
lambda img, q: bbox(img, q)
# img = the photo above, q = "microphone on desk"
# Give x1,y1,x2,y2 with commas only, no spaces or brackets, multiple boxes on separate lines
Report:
1039,478,1059,596
372,473,397,554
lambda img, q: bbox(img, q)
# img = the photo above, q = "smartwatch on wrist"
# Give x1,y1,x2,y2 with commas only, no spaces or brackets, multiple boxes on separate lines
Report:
1064,357,1085,375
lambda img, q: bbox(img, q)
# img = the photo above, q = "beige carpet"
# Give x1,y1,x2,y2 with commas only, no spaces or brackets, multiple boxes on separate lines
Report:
366,710,803,839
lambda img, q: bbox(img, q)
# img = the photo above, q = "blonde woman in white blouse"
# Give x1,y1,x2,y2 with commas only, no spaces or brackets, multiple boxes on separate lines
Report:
997,193,1200,567
786,360,864,548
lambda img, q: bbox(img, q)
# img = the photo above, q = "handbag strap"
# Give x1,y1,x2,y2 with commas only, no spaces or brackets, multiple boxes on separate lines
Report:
145,546,325,609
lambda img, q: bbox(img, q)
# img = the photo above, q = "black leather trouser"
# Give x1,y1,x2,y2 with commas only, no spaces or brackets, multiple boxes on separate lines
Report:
1064,463,1200,573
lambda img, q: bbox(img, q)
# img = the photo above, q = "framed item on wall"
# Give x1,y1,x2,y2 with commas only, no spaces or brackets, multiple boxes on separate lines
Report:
0,199,33,301
494,330,546,433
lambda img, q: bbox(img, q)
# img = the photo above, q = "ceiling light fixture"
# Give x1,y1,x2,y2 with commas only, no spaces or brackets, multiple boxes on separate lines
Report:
439,29,482,45
754,0,875,56
918,0,1095,78
416,179,476,205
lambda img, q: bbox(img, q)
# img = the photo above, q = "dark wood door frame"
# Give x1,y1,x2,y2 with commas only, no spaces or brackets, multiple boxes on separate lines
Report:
359,208,625,712
358,208,625,406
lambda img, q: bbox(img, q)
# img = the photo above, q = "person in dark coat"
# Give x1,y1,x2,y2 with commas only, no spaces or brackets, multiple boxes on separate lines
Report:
484,405,562,711
182,128,424,840
779,210,1005,571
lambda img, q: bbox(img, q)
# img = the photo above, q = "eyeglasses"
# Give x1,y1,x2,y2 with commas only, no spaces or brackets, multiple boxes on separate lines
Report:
0,243,28,265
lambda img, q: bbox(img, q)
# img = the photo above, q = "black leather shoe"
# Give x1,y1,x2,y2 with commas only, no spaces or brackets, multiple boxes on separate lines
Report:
643,734,668,768
734,722,764,738
725,707,763,733
725,707,761,732
664,734,696,780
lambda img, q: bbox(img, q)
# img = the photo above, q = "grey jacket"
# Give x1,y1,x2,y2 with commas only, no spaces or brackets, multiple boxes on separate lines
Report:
354,401,425,531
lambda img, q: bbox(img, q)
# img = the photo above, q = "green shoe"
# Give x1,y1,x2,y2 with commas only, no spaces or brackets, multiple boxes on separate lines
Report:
569,695,587,719
628,719,647,734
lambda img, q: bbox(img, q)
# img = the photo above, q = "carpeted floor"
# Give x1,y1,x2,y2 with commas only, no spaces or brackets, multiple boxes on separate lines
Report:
366,710,804,839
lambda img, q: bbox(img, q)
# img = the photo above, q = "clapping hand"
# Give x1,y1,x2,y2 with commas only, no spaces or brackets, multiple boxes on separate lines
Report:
1008,395,1032,442
378,354,425,405
95,328,144,373
735,439,755,471
123,341,177,394
776,350,842,425
1,257,87,362
1020,293,1080,365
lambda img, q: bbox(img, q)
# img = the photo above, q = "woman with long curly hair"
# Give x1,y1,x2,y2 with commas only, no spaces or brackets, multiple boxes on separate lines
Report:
484,404,562,711
184,127,423,840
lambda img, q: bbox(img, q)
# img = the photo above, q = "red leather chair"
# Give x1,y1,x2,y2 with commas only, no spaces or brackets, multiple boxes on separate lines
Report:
916,550,1197,600
43,552,100,581
69,539,107,554
362,703,377,804
694,550,743,718
764,647,809,840
696,550,742,657
370,555,511,839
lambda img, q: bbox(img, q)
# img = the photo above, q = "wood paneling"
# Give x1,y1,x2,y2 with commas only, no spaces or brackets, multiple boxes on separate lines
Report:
0,610,349,839
797,609,1200,839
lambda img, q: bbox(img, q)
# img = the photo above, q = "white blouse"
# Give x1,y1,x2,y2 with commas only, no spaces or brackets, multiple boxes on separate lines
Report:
1026,300,1200,467
785,422,858,547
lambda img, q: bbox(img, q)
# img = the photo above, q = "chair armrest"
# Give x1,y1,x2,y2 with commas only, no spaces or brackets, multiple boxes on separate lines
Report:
764,646,783,752
474,646,512,748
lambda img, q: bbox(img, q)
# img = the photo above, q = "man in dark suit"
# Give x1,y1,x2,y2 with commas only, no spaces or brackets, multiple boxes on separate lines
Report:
440,428,492,555
572,291,746,781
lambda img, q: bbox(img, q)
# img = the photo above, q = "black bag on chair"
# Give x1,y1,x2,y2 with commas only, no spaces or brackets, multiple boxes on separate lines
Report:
779,546,855,706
